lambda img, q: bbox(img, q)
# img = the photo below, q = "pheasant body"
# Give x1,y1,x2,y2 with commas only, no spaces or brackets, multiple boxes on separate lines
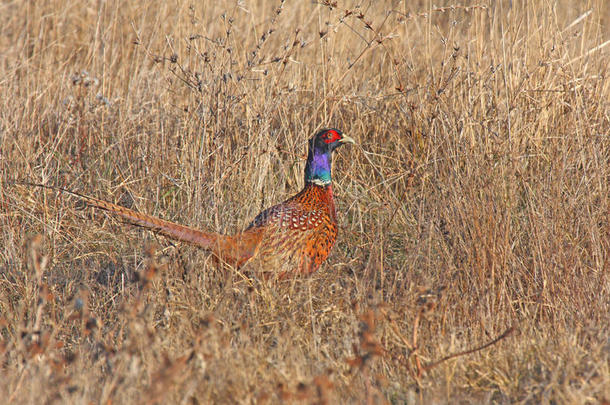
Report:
243,183,338,275
36,128,353,277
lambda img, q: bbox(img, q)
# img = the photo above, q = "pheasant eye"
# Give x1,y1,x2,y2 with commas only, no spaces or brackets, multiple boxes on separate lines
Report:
322,130,340,143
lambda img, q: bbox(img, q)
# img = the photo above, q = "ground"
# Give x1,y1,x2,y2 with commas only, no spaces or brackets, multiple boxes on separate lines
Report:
1,1,609,403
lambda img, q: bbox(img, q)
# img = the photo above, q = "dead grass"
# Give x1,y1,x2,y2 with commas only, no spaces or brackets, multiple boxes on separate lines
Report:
1,0,609,403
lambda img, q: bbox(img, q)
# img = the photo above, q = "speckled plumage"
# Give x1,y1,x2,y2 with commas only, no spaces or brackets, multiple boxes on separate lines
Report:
41,128,353,277
242,183,338,275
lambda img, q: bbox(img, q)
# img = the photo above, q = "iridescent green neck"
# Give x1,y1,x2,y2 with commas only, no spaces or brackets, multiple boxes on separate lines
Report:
304,149,332,186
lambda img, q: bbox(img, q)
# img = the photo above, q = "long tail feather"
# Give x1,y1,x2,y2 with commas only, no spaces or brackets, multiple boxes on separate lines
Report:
16,182,260,268
20,183,217,249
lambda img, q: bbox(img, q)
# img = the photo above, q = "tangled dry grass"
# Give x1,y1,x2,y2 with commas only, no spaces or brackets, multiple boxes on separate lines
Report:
1,1,609,403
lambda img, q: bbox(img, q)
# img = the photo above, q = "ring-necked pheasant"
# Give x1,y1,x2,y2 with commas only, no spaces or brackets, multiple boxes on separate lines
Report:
30,128,354,277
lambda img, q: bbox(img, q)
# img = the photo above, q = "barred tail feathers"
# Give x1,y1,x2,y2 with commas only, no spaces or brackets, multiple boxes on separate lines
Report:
21,183,260,268
86,197,259,267
75,194,218,248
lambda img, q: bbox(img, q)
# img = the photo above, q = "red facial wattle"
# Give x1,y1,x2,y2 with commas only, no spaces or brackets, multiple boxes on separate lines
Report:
323,130,342,144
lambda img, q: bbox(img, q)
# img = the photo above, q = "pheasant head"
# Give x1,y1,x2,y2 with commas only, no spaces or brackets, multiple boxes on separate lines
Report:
304,128,355,186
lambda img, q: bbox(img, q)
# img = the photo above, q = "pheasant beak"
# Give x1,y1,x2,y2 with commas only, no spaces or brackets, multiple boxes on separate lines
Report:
339,135,356,145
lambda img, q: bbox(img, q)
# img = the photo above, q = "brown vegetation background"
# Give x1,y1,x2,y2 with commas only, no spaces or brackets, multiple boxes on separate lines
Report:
1,0,609,403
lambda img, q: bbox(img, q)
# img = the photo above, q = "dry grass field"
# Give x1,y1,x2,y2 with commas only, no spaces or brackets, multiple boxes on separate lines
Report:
1,0,609,403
